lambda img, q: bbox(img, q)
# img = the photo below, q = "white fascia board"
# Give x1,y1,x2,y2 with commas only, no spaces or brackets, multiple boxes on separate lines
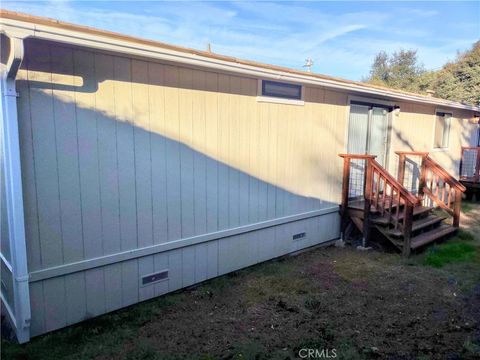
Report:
1,18,479,113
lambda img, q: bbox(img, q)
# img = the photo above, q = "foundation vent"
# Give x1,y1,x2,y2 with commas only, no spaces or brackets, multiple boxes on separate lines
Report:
293,232,306,241
141,270,169,286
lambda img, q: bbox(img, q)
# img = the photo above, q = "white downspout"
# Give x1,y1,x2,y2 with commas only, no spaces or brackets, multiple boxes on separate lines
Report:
1,35,30,343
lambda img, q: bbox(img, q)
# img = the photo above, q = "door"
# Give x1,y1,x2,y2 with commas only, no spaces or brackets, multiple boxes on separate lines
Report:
347,103,389,164
347,102,390,198
369,107,389,166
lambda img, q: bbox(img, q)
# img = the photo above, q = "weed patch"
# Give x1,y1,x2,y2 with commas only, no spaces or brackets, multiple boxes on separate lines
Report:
424,241,477,268
455,229,475,242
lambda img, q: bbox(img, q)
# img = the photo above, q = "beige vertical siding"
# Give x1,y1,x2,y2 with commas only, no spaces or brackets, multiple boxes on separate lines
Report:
17,39,347,273
389,101,478,177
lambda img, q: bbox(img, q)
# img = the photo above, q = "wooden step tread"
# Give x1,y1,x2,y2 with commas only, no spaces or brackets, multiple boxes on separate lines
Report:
410,225,457,250
348,196,404,212
385,215,447,237
372,206,433,226
371,197,403,212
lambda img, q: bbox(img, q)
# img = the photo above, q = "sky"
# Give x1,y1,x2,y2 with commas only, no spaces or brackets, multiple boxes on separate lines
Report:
2,1,479,81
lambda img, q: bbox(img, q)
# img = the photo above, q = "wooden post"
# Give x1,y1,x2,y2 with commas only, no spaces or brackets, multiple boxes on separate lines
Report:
418,154,428,203
453,189,462,228
362,158,373,248
340,157,351,239
402,203,414,257
397,153,406,186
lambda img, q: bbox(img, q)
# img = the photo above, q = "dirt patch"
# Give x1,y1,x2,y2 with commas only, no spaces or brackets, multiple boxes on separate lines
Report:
101,247,478,359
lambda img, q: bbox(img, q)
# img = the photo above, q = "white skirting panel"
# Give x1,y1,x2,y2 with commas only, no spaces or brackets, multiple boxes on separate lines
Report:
29,211,339,337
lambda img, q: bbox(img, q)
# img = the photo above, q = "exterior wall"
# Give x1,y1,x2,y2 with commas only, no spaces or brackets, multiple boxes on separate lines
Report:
16,39,346,336
388,101,478,177
15,37,478,338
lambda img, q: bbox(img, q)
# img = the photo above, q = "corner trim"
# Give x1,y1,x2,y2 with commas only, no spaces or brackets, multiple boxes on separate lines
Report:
0,35,31,344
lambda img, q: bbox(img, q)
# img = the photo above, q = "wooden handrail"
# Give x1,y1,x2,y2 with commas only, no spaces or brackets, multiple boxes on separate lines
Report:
370,160,418,204
395,151,429,156
424,157,467,192
394,151,429,194
422,188,454,216
338,154,377,159
396,151,466,228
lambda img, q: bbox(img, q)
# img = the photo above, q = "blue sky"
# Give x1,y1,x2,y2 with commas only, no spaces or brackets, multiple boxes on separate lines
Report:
3,1,479,80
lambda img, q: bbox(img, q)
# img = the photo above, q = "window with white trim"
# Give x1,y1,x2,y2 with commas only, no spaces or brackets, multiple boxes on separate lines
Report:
434,111,452,149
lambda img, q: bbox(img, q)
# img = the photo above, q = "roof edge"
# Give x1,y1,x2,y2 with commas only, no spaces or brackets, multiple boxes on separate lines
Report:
1,9,479,112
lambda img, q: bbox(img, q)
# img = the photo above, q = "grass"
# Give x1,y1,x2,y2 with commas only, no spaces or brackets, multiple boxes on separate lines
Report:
423,230,478,268
461,201,476,214
424,241,477,267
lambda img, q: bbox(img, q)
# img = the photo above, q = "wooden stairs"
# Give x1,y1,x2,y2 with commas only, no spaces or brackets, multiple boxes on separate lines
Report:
339,152,466,257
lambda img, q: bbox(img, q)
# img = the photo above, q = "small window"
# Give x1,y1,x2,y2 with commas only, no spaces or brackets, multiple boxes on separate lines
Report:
261,80,302,100
434,111,452,149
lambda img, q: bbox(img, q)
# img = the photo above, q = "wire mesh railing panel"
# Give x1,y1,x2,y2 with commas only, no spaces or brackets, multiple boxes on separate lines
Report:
461,149,478,178
348,159,366,199
403,156,422,195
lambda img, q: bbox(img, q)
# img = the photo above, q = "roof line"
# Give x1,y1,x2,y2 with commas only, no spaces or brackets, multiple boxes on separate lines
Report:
1,9,479,112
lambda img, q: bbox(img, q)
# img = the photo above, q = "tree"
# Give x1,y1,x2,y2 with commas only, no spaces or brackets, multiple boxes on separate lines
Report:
365,42,480,105
432,41,480,105
368,51,389,84
365,49,426,92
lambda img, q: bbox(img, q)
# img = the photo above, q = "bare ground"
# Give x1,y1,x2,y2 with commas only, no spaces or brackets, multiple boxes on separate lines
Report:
120,248,479,360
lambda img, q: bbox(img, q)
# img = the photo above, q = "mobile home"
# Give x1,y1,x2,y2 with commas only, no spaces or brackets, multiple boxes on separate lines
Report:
1,10,479,343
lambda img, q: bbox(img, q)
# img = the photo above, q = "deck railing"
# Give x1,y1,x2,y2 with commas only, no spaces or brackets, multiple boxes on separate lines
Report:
339,154,418,256
396,151,466,227
459,147,480,183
